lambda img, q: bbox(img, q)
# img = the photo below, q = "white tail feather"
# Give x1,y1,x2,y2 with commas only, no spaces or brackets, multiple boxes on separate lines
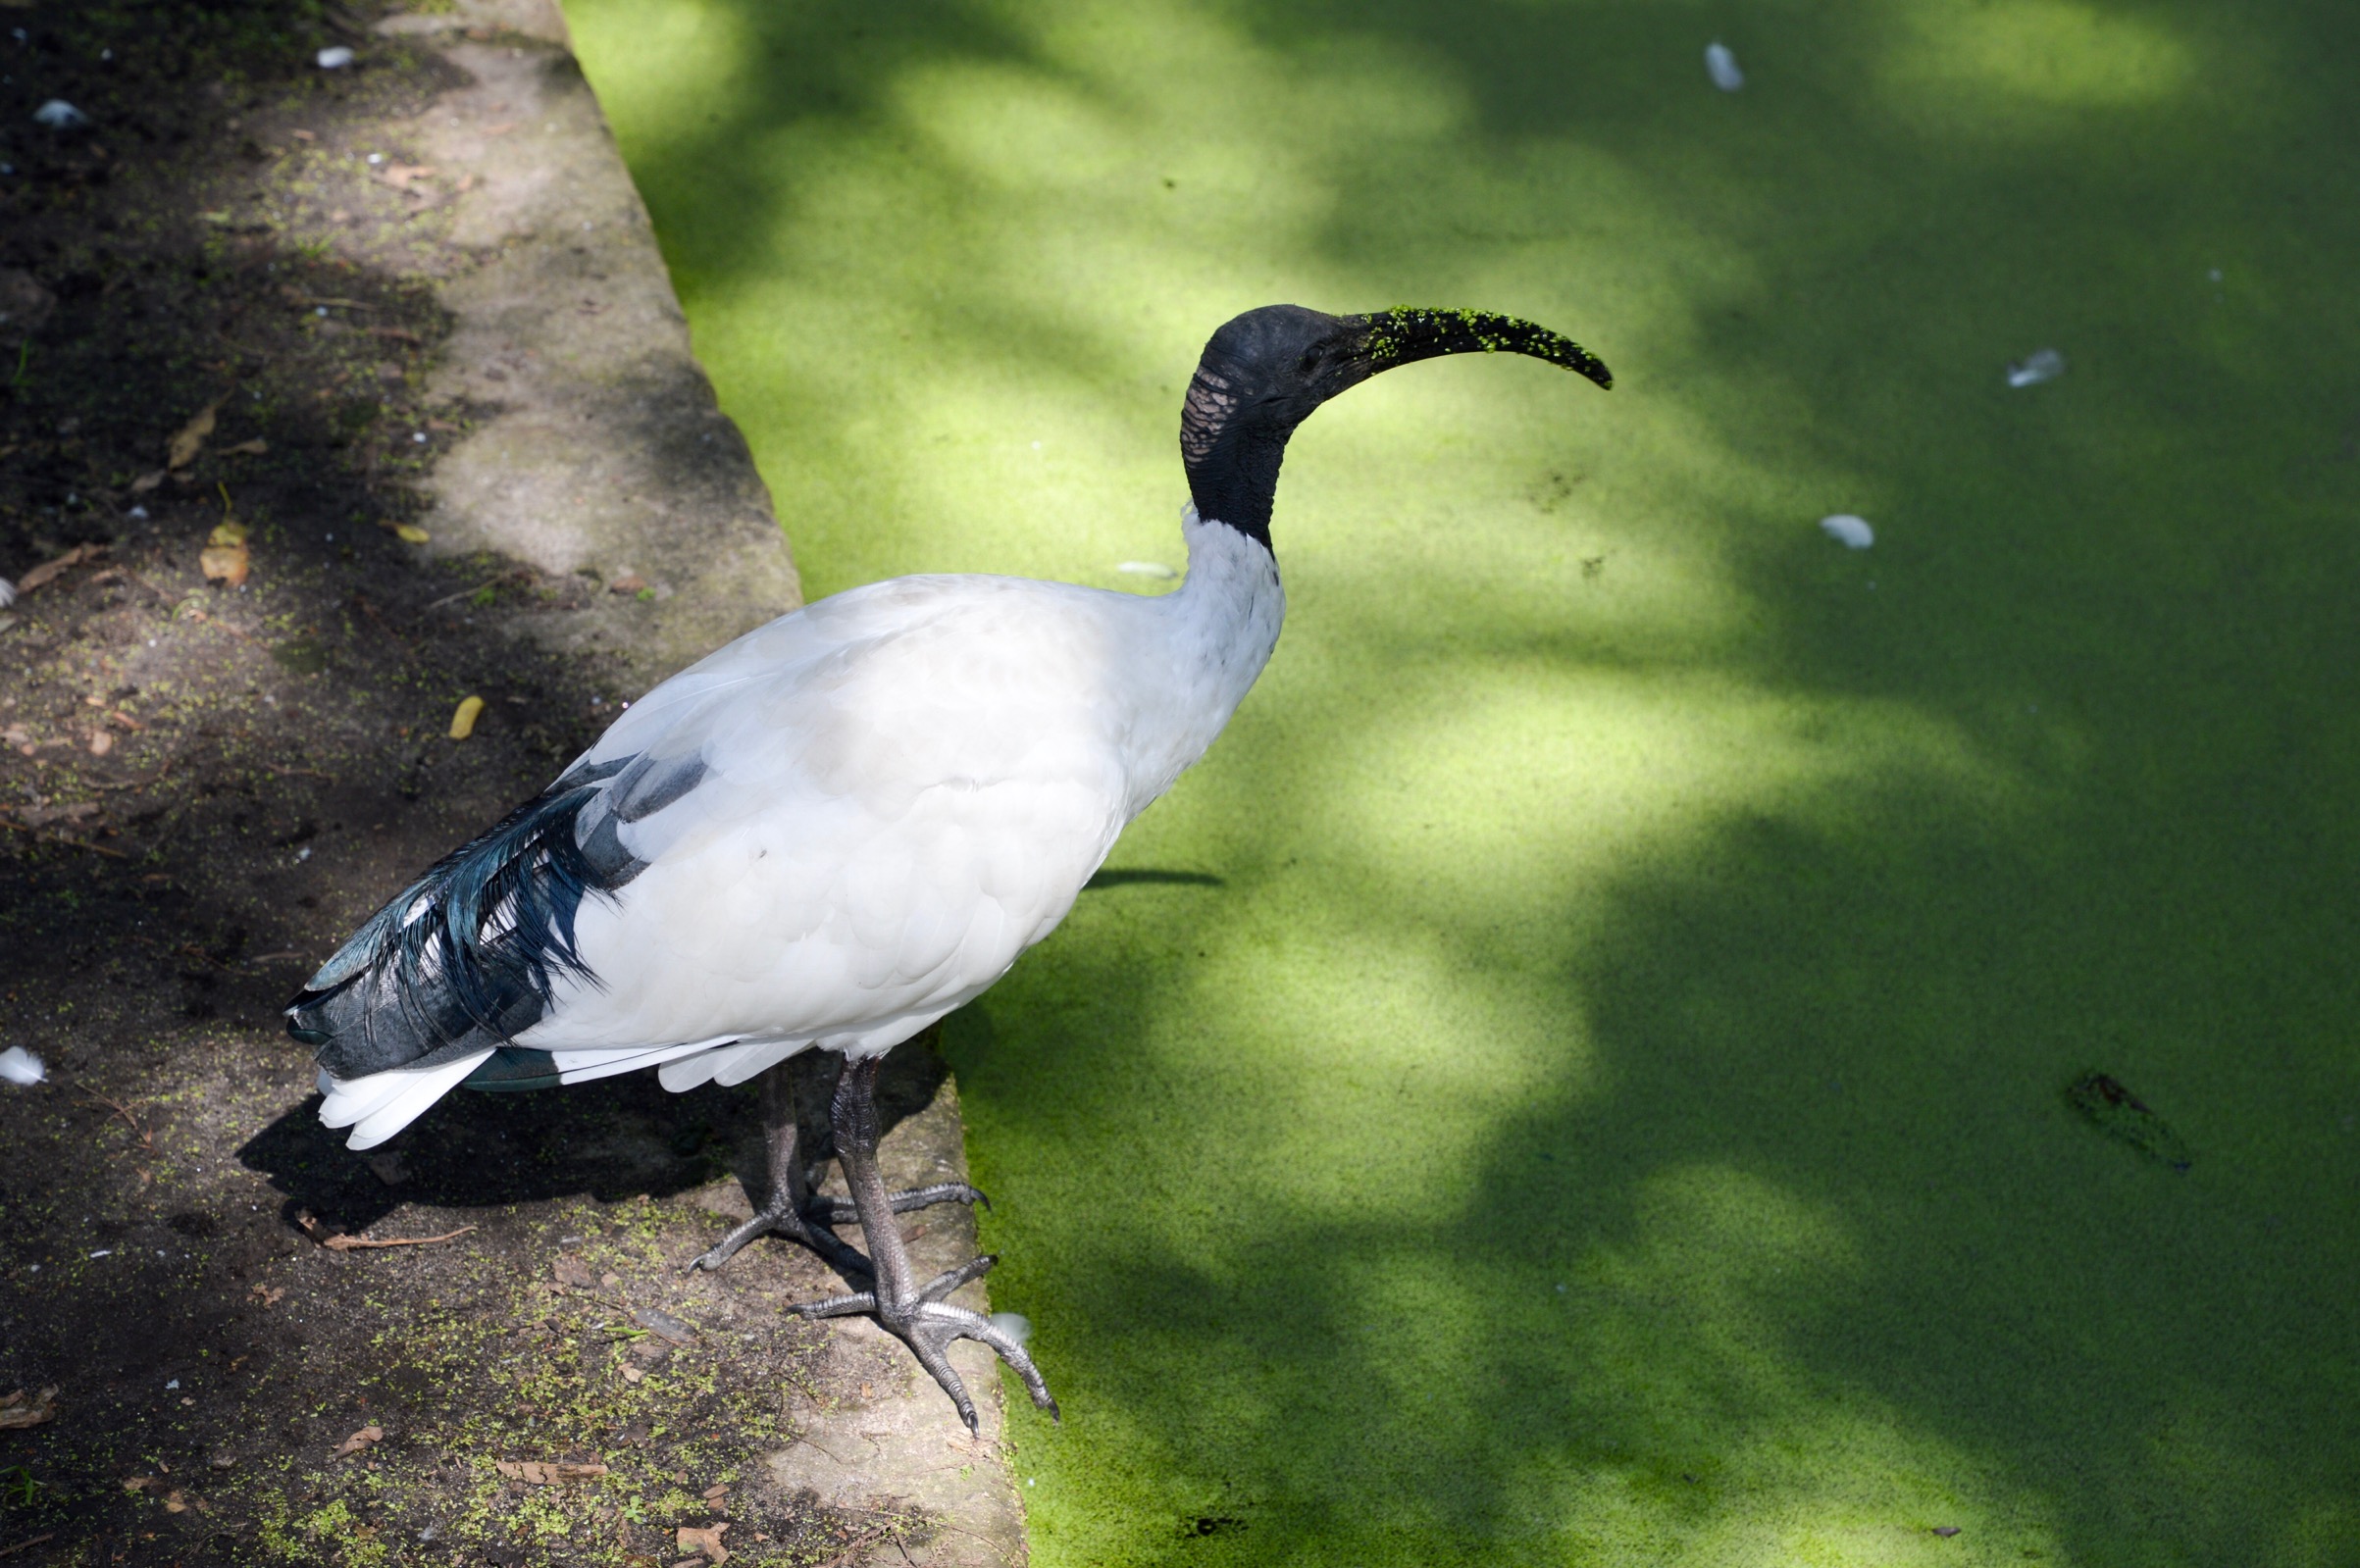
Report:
657,1050,728,1092
709,1037,807,1087
322,1050,496,1150
548,1037,740,1086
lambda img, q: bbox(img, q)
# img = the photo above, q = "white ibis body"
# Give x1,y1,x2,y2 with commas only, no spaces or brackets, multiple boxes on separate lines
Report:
288,304,1612,1426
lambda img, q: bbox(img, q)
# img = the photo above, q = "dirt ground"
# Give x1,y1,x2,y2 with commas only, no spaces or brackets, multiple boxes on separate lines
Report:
0,5,1000,1564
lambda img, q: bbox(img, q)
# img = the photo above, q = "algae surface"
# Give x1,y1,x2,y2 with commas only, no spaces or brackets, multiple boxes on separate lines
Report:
569,1,2360,1563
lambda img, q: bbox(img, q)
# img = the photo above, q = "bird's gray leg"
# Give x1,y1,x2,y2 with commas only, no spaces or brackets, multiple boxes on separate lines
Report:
688,1058,992,1274
798,1053,995,1225
786,1054,1059,1432
688,1063,869,1275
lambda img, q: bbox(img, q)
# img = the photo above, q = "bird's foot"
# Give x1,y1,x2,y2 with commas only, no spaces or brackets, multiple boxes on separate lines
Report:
787,1254,1058,1433
686,1183,855,1275
805,1181,992,1226
686,1182,989,1274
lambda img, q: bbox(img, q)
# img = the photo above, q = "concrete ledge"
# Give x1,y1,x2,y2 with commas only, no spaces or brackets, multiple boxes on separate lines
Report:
382,0,801,688
378,3,1028,1558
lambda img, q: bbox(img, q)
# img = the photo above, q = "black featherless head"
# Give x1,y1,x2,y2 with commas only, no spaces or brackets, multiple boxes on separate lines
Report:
1180,304,1612,546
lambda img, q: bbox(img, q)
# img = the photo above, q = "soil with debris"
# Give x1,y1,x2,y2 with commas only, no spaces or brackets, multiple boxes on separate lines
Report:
0,5,951,1564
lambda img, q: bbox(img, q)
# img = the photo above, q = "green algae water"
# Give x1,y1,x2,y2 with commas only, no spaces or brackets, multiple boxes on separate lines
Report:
567,1,2360,1561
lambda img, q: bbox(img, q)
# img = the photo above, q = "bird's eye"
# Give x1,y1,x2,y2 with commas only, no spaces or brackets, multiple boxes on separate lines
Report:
1297,349,1322,376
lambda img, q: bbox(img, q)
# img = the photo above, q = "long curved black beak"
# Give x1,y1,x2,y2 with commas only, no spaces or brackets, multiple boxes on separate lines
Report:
1347,307,1613,390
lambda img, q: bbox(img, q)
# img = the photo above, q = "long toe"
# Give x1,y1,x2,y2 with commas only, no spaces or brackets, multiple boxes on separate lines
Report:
686,1210,782,1274
904,1330,982,1434
912,1301,1059,1420
917,1253,998,1303
689,1195,875,1277
807,1182,990,1224
785,1288,880,1320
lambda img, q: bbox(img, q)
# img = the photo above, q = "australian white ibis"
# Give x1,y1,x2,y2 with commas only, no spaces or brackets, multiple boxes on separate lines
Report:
287,303,1612,1427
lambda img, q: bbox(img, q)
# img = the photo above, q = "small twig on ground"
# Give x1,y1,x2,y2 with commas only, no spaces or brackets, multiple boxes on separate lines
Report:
262,764,335,781
90,761,177,791
0,816,130,858
418,576,506,613
183,606,261,644
295,1209,477,1251
70,1080,156,1153
0,1534,58,1559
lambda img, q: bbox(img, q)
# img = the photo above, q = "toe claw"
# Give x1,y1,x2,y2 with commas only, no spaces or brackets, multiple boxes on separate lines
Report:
918,1253,998,1304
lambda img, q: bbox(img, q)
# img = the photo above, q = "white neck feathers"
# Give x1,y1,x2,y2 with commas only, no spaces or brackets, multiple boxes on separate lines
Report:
1117,507,1286,814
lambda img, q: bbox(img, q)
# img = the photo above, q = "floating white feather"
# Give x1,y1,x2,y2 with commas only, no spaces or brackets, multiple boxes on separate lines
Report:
2006,348,2066,388
1820,514,1874,549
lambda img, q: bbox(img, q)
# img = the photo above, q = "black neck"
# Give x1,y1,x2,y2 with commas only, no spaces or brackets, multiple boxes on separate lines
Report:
1181,362,1287,548
1186,434,1286,548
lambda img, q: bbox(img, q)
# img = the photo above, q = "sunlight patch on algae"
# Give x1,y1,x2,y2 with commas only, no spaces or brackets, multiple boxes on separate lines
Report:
1874,0,2198,128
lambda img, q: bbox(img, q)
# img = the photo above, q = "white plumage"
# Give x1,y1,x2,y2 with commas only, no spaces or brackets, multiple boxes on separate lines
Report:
314,507,1281,1144
290,302,1610,1427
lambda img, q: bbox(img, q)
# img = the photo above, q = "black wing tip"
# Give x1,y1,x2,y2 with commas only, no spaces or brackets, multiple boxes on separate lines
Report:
282,778,632,1079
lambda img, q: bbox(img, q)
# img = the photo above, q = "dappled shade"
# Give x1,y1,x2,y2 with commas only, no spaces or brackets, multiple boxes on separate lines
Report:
569,0,2360,1562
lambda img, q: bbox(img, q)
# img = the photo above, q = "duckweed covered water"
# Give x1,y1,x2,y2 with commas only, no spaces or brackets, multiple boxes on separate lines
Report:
570,2,2360,1562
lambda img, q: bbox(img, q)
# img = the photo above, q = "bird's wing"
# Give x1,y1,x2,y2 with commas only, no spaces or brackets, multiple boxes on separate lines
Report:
290,575,1135,1085
525,576,1136,1053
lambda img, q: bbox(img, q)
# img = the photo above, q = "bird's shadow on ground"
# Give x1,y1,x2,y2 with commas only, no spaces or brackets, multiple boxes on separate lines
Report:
234,1040,949,1236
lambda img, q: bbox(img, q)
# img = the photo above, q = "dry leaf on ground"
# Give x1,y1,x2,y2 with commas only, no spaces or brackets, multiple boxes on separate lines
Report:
676,1522,730,1563
200,523,250,586
168,401,221,469
198,542,249,585
551,1255,597,1290
16,543,102,594
0,1387,57,1430
332,1424,384,1458
495,1460,609,1485
221,437,269,456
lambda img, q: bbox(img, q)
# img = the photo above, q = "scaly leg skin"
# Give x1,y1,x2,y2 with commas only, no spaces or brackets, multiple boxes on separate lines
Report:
684,1058,984,1275
787,1053,1059,1433
688,1056,991,1276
